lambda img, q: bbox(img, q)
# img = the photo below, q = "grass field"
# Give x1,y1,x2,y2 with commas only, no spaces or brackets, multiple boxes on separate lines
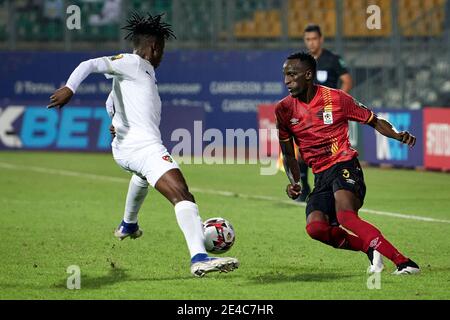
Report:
0,151,449,300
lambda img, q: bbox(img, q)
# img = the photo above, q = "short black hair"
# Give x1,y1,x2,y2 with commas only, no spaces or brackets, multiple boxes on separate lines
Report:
287,51,317,73
304,24,322,37
122,12,176,47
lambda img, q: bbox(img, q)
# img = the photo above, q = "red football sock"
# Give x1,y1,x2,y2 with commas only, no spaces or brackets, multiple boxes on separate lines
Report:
337,210,409,265
306,220,364,251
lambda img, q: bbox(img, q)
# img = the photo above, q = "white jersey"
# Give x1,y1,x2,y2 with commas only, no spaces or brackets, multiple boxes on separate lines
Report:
105,91,114,118
66,53,162,151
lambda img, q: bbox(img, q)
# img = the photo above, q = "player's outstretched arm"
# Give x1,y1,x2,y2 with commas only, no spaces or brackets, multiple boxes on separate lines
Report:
47,57,113,109
280,138,302,199
368,114,416,147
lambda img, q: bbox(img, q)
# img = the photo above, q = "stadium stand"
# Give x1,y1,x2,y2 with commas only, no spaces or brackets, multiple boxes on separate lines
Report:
233,0,445,38
0,0,448,108
0,1,8,41
1,0,446,41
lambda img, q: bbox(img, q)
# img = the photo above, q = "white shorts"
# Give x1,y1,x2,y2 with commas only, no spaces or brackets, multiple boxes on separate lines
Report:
113,143,180,187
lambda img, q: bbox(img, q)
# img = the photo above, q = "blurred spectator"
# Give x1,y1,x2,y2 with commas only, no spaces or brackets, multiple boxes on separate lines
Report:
43,0,63,21
88,0,122,26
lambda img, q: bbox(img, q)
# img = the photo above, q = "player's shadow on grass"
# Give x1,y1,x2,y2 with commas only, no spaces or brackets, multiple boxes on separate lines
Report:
249,271,356,284
67,268,194,289
126,275,195,283
80,267,129,289
52,267,130,290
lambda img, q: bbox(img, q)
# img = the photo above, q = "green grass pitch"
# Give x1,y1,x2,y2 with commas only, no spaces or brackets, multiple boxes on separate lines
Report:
0,151,449,299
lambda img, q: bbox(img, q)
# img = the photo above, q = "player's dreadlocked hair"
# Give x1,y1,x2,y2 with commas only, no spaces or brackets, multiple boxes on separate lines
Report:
122,12,176,47
287,51,317,74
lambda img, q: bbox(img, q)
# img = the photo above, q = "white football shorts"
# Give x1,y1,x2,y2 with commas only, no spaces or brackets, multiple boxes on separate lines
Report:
113,143,180,187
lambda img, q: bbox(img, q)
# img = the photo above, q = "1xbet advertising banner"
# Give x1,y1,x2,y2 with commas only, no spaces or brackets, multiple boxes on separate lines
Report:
0,51,289,137
423,107,450,171
0,103,205,152
362,110,423,167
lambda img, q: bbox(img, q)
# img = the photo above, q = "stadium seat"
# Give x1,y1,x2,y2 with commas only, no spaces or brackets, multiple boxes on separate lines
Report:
343,0,392,37
246,21,258,38
255,10,278,38
399,0,445,36
286,0,336,38
233,6,283,39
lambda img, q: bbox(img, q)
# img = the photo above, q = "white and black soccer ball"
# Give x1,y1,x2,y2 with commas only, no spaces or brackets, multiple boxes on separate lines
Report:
203,217,235,254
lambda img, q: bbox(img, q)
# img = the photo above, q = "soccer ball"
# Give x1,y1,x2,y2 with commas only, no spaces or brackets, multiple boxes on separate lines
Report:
203,217,235,254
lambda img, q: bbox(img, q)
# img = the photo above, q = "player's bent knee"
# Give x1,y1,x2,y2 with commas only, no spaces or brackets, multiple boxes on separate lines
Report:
306,221,347,249
305,221,329,242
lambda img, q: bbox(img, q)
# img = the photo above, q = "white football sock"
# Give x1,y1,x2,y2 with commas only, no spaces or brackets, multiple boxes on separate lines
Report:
174,200,207,258
123,174,149,224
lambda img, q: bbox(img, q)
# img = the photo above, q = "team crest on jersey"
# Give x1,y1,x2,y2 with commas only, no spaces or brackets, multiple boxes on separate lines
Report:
290,118,299,125
110,54,124,61
342,169,350,179
162,155,173,163
323,111,333,124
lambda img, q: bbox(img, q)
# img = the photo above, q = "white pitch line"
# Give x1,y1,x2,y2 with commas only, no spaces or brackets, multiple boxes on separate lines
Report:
1,161,449,224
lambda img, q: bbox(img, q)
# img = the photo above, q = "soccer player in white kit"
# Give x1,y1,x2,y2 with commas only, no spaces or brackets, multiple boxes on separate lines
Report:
47,13,239,277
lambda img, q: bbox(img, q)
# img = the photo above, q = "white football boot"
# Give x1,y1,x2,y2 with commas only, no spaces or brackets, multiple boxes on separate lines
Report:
114,220,143,241
190,254,239,277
